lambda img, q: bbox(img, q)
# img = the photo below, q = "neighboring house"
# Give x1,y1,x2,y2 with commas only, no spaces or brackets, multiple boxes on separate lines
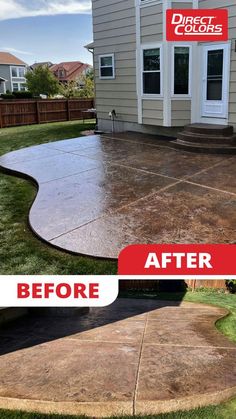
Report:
91,1,236,135
0,52,28,94
30,62,53,71
50,61,92,85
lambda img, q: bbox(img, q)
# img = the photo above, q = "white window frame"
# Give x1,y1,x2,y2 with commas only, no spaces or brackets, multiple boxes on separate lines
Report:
171,44,192,98
12,82,27,92
141,43,163,98
99,54,115,80
11,66,26,79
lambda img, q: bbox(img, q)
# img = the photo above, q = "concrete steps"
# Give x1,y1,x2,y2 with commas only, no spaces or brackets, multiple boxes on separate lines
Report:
172,123,236,154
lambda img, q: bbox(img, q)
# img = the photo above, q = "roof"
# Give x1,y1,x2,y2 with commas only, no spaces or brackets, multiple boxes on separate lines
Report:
84,42,95,50
0,52,27,66
50,61,92,81
0,77,7,82
30,62,53,70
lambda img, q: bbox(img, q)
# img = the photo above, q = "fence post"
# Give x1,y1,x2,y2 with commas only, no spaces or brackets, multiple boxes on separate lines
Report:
0,102,3,128
67,100,70,121
36,100,40,124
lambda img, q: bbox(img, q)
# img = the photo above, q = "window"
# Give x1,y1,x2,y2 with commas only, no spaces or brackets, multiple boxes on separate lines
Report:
11,67,18,78
11,67,26,78
18,67,25,78
99,54,115,79
207,49,223,101
20,84,27,92
173,46,190,95
142,48,161,95
13,83,19,92
12,82,27,92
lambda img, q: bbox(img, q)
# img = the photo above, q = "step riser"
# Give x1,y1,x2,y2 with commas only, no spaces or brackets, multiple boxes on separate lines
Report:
171,140,236,155
185,125,233,136
178,133,236,145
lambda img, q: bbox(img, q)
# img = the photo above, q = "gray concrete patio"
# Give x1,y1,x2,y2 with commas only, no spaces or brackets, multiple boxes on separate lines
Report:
0,132,235,258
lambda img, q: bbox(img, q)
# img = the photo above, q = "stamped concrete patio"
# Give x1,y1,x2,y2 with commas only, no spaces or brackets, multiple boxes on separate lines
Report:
0,132,236,258
0,299,235,416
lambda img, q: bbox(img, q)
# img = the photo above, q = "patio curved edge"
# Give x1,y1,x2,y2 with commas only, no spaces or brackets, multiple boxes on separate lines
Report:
135,386,236,415
0,385,235,417
0,158,117,261
0,396,133,417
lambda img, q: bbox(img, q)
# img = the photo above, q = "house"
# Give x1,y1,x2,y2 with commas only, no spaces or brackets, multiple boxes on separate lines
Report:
50,61,92,85
0,52,28,94
30,62,53,71
90,1,236,146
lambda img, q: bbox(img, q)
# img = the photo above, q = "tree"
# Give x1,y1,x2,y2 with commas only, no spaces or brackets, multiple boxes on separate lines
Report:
58,70,95,99
59,80,79,99
26,66,60,97
76,69,95,98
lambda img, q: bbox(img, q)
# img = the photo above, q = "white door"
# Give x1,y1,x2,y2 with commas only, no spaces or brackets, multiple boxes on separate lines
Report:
201,43,230,119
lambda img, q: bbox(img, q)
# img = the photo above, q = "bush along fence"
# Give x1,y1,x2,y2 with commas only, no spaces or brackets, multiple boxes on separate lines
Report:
0,98,95,128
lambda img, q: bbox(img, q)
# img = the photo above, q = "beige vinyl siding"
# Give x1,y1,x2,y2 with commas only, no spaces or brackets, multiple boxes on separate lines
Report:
92,0,137,124
172,2,192,9
200,0,236,129
142,100,163,126
171,100,191,126
140,3,163,44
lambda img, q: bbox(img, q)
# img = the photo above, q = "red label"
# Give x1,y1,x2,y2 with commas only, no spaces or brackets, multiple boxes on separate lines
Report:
118,244,236,276
166,9,228,42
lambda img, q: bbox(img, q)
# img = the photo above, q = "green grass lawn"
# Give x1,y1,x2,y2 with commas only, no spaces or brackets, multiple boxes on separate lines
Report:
0,122,235,418
0,121,117,275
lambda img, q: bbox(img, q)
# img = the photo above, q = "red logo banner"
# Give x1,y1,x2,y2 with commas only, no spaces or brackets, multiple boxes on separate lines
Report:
166,9,228,42
118,244,236,277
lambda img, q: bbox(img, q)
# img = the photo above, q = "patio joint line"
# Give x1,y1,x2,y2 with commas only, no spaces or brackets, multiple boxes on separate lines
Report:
183,180,236,197
45,144,99,154
40,166,100,185
108,162,181,182
64,338,144,345
67,153,183,183
133,315,149,415
0,151,64,167
102,135,182,152
102,135,234,158
182,158,230,181
49,180,183,242
111,179,184,214
49,213,142,243
60,338,236,350
142,343,236,350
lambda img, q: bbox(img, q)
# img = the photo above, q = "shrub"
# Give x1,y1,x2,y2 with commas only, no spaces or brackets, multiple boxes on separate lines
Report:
226,280,236,294
13,91,33,99
1,93,15,99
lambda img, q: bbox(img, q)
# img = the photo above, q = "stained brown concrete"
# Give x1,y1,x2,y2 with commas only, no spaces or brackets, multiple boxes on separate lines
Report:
0,299,235,416
0,133,235,258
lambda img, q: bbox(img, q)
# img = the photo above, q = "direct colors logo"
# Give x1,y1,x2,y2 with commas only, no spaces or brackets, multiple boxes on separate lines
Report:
166,9,228,42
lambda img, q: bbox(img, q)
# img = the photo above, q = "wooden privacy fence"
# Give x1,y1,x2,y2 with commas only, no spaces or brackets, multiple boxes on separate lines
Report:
120,280,227,291
0,98,94,128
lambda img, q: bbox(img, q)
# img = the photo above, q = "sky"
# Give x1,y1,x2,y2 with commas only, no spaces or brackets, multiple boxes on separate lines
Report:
0,0,93,65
